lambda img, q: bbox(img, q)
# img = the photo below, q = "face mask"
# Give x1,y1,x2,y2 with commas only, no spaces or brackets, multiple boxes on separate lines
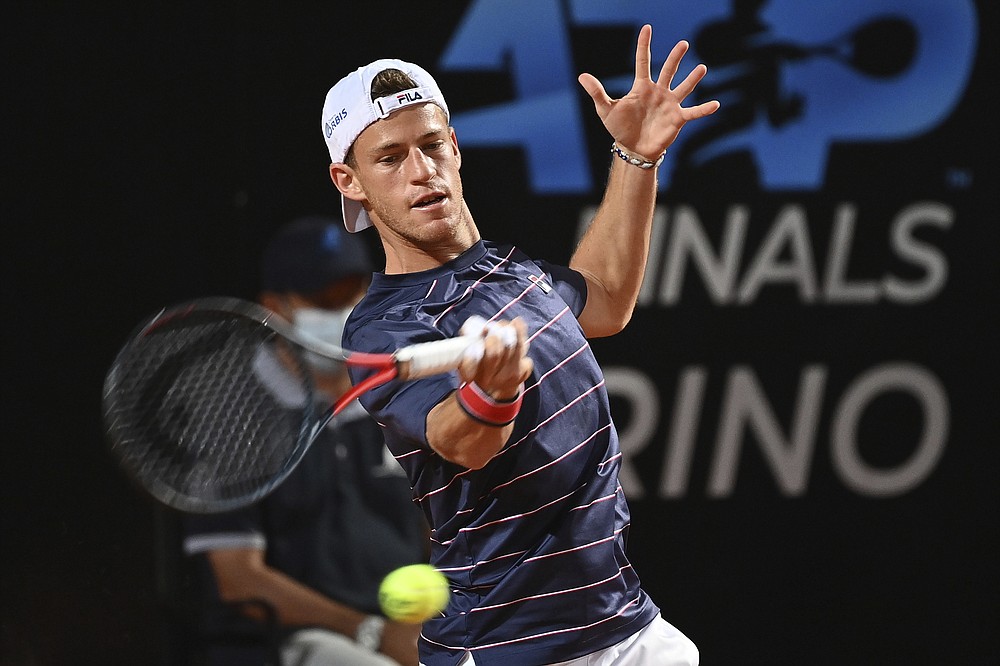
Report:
292,306,353,371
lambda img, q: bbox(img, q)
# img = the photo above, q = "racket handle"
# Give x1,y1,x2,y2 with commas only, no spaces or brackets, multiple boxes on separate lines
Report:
395,335,479,379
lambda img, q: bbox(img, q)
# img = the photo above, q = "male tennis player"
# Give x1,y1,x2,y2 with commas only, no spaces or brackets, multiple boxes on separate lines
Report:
321,25,718,666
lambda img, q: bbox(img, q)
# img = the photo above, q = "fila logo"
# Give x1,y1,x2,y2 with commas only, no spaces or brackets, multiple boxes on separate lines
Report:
375,89,427,117
396,91,424,104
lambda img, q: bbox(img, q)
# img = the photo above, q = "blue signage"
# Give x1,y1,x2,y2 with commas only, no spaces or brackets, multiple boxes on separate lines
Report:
440,0,978,192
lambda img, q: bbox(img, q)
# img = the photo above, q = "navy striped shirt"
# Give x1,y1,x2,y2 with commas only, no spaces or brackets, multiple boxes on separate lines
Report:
345,241,658,665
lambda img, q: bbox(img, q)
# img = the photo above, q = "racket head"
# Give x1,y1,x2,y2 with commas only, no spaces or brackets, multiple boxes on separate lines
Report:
102,297,337,513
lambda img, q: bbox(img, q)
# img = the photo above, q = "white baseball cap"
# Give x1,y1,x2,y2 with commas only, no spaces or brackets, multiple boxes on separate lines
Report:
321,59,450,233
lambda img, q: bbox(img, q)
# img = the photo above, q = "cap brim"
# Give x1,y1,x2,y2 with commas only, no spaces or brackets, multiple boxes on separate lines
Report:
341,196,372,233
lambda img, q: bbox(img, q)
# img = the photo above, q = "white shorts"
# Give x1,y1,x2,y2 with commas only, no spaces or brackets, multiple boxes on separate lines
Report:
433,614,698,666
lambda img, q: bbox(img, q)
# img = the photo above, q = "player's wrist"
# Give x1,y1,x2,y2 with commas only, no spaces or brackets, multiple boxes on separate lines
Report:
456,381,524,426
355,614,385,652
610,141,665,169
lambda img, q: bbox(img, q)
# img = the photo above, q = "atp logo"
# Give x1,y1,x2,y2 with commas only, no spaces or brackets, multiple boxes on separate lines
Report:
439,0,978,193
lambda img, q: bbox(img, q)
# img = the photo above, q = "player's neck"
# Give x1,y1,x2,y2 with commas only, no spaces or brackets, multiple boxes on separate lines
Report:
381,206,480,274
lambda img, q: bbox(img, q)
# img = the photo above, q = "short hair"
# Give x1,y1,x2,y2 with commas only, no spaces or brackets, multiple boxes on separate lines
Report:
344,69,419,167
370,68,419,101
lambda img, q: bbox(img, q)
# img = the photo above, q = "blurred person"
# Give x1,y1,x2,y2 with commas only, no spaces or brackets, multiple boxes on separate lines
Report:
181,216,427,666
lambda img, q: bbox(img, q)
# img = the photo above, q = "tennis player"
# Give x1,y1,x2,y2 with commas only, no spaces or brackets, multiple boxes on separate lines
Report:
321,24,718,666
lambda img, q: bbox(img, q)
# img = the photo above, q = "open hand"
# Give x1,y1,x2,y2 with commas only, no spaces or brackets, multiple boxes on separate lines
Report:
578,24,720,162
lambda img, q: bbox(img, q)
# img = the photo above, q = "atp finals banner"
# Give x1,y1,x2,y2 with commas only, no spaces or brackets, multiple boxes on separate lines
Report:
435,0,982,500
423,3,994,661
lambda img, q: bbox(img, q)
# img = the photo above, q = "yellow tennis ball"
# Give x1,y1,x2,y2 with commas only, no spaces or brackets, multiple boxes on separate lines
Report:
378,564,450,624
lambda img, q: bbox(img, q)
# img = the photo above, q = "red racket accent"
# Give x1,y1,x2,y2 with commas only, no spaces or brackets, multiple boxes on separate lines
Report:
333,365,398,415
343,351,399,368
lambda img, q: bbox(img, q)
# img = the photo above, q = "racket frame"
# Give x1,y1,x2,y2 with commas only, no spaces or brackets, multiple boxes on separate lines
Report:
104,296,478,513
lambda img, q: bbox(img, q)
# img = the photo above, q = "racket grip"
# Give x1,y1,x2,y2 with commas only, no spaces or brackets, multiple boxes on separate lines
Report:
395,335,479,379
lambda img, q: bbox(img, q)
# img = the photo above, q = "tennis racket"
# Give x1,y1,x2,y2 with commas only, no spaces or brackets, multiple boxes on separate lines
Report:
102,297,476,513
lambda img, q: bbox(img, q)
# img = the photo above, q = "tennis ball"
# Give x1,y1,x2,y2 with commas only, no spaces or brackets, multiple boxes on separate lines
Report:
378,564,450,624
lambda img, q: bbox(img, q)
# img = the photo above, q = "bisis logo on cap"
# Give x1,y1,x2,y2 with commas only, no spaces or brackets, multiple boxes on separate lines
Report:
325,108,348,138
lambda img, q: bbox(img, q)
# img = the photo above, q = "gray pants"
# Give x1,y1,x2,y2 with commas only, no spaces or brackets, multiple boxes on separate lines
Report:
282,628,399,666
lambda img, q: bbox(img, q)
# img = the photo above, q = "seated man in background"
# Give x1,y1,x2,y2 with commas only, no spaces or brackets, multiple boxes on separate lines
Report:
181,216,427,666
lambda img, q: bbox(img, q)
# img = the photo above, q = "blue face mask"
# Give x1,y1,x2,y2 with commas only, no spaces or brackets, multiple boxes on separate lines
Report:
292,306,353,371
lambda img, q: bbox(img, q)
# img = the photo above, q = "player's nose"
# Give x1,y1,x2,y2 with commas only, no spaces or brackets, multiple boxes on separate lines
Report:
405,146,436,182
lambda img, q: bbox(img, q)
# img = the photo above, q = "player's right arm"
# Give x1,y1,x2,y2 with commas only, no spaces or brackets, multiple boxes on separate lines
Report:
425,318,532,469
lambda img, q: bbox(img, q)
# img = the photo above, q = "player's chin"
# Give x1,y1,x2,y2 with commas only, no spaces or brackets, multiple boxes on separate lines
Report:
410,205,461,232
418,218,465,244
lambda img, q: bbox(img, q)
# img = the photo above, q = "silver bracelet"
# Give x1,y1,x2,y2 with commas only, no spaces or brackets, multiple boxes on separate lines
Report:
611,141,665,169
356,615,386,652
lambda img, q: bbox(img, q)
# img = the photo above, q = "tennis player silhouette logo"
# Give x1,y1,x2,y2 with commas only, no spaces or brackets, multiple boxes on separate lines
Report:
673,0,918,183
438,0,976,193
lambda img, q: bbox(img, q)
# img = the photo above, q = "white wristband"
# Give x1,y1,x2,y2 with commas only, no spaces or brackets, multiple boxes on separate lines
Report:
356,615,386,652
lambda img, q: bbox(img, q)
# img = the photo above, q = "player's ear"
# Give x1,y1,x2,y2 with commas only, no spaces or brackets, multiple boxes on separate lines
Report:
450,128,462,169
329,163,366,202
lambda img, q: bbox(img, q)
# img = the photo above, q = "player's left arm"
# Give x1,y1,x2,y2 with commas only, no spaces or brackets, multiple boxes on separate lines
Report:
572,24,719,337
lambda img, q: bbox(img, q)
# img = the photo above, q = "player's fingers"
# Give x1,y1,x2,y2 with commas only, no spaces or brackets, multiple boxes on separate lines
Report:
657,40,689,88
475,339,509,393
457,315,489,382
476,319,529,393
458,340,484,383
482,323,516,371
671,62,708,101
577,73,612,116
490,318,531,359
517,357,534,385
458,360,477,384
485,321,517,349
634,24,653,82
684,99,722,120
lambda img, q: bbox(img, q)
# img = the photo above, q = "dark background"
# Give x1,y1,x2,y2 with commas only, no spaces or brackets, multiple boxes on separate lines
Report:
4,3,998,664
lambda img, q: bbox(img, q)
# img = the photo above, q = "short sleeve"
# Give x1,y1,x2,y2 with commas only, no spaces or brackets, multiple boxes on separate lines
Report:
180,507,266,555
533,260,588,318
344,315,459,452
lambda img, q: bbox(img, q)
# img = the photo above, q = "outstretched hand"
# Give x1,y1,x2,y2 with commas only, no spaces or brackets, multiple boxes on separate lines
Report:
578,24,720,162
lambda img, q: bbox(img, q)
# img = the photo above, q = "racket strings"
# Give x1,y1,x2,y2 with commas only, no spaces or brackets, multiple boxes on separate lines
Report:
104,313,316,511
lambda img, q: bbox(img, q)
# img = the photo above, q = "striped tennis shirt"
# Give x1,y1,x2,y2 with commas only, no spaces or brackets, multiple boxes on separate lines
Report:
345,240,659,665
